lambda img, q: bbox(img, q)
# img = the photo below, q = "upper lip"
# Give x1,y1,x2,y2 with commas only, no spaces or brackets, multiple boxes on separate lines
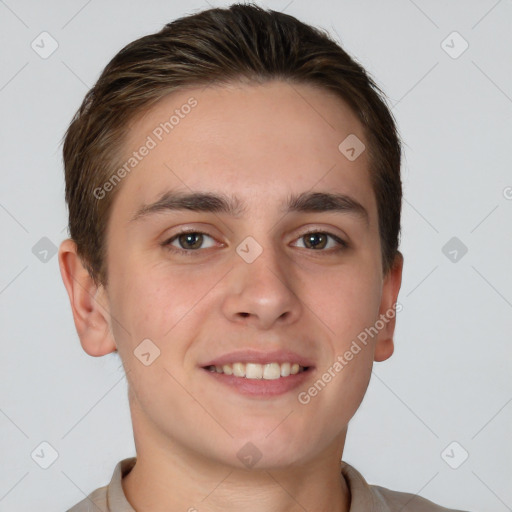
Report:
200,349,315,368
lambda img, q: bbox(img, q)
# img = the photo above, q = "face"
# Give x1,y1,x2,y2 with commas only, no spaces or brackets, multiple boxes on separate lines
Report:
96,80,401,469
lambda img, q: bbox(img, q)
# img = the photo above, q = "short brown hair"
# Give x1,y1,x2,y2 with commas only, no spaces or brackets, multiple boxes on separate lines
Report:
62,2,402,287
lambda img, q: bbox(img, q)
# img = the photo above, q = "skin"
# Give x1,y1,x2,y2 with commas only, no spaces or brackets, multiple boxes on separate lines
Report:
59,80,403,512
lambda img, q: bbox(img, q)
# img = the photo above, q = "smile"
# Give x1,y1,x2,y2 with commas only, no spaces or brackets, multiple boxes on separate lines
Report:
204,362,309,379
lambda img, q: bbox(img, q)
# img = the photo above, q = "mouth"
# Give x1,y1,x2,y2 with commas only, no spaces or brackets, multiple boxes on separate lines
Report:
202,362,311,379
199,348,315,397
200,361,314,398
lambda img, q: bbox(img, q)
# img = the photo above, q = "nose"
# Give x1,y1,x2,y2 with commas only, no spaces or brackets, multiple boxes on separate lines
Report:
221,238,303,330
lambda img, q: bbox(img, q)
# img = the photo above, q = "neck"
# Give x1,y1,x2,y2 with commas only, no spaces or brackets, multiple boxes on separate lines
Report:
122,392,351,512
123,433,350,511
123,454,350,512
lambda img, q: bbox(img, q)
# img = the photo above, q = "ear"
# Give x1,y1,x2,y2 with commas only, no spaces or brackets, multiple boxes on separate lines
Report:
374,251,404,362
58,238,116,357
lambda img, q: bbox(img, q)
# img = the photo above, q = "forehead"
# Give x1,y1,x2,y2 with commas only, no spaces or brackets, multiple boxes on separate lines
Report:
113,80,375,221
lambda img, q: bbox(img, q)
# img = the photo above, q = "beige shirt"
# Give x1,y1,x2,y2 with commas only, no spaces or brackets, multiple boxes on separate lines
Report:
67,457,469,512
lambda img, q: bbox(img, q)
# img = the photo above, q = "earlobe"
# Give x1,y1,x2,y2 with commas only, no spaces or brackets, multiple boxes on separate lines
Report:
58,239,116,357
374,338,394,362
374,251,404,363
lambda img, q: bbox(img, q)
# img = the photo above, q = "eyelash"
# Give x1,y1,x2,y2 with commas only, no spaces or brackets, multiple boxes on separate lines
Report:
161,229,348,257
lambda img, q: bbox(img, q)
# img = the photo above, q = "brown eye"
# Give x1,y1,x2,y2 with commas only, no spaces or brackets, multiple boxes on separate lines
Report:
176,232,204,250
303,232,328,249
162,231,217,256
293,231,347,252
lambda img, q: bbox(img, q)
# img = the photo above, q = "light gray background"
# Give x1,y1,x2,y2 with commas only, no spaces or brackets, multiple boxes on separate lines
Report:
1,1,511,511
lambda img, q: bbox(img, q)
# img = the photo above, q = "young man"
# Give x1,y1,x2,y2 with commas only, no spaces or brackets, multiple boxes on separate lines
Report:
59,3,470,511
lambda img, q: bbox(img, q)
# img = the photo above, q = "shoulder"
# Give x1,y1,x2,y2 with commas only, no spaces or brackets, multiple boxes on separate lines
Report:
370,484,470,512
66,484,109,512
65,457,136,512
341,460,470,512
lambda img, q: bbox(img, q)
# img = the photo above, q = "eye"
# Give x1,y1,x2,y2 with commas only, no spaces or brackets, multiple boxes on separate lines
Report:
161,230,217,256
291,230,348,252
161,229,348,256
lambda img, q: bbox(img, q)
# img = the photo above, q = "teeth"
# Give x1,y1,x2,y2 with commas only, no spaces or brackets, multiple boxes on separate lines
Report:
206,362,307,379
246,362,263,379
263,363,280,380
232,362,245,377
222,364,233,375
281,362,291,377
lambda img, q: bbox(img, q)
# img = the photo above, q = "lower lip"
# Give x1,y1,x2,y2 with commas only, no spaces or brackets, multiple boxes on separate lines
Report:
201,367,314,397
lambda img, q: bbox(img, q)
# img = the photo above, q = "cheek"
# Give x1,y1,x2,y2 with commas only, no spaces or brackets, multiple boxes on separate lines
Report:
108,258,219,350
108,270,197,404
318,267,382,410
307,263,382,345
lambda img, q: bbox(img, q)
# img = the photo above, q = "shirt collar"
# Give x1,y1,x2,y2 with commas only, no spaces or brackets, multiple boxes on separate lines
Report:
106,457,136,511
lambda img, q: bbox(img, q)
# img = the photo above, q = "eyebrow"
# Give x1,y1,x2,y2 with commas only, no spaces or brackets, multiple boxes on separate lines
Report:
130,190,369,225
